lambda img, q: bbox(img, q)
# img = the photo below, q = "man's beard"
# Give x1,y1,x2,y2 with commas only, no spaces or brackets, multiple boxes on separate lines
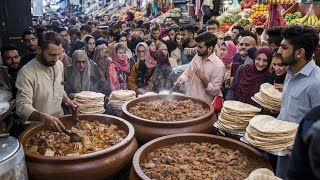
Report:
239,49,248,60
282,52,297,66
40,54,56,67
197,48,209,57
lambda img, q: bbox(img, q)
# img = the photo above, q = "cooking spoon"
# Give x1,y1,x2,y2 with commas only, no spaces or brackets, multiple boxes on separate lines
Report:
61,127,82,143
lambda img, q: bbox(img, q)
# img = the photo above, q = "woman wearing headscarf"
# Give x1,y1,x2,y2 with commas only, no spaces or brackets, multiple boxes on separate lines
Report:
157,43,178,68
146,49,173,93
264,49,287,92
128,42,157,94
219,41,238,67
92,44,112,82
83,35,96,59
64,50,111,99
226,47,272,106
107,43,131,91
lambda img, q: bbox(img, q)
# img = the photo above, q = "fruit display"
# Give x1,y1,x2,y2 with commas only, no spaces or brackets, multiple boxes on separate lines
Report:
250,4,269,19
216,0,242,21
284,12,303,23
239,18,251,26
240,0,258,9
288,5,319,26
252,14,268,28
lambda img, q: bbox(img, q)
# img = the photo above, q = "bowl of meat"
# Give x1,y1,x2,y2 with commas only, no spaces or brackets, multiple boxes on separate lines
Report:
130,133,272,180
19,114,138,180
121,95,216,144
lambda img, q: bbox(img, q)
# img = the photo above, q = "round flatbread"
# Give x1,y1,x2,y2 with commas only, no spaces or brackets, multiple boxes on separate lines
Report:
76,91,105,99
260,83,282,100
110,90,136,99
249,115,298,134
223,101,261,113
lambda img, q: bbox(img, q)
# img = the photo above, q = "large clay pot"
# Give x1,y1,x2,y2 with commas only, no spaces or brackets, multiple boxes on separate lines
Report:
130,133,272,180
19,114,138,180
121,95,216,144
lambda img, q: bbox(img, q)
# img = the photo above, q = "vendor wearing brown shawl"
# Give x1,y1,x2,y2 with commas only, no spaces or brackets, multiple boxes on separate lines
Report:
64,50,110,99
226,47,272,106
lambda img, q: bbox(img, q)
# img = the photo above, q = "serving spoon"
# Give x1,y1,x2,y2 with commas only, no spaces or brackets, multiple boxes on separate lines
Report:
61,105,82,143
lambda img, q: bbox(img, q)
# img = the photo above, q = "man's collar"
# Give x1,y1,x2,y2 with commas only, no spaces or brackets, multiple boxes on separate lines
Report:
287,60,316,76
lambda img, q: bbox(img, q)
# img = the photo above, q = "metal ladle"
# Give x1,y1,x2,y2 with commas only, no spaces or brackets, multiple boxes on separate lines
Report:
61,105,82,143
61,127,82,142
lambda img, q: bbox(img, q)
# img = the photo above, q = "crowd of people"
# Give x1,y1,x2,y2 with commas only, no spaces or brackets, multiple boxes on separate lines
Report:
1,10,320,179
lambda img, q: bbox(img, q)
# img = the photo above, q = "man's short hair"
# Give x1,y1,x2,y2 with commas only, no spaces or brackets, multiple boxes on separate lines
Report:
80,24,92,34
150,26,160,33
195,32,218,48
116,32,128,42
180,25,195,34
231,26,244,32
267,27,283,47
206,19,219,28
22,27,38,40
239,30,258,44
39,31,63,50
281,25,319,61
69,18,77,25
1,44,18,59
57,27,67,34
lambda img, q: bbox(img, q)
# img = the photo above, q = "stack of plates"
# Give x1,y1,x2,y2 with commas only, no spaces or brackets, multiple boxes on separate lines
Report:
245,115,298,152
217,101,261,133
108,90,136,110
254,83,282,111
75,91,105,114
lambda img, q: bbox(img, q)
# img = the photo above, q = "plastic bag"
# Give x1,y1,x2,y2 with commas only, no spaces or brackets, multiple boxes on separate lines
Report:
228,0,242,14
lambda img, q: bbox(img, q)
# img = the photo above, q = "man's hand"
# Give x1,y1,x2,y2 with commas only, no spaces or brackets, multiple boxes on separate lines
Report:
66,100,78,111
42,114,65,132
195,68,209,88
29,112,65,132
176,77,186,85
274,83,284,92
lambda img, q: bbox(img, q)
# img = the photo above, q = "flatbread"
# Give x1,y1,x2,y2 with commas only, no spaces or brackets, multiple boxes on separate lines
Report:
109,90,136,99
75,91,105,99
223,101,261,113
249,115,298,134
260,83,282,100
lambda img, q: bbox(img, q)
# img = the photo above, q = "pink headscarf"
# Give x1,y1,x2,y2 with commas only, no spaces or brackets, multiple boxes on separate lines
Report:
111,43,130,75
222,41,238,66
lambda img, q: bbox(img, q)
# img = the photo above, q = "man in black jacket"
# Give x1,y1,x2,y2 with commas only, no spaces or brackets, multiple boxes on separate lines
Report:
287,105,320,179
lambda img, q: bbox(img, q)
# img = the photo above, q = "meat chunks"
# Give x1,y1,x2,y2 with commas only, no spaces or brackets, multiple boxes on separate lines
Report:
129,99,209,121
25,120,127,156
140,142,258,180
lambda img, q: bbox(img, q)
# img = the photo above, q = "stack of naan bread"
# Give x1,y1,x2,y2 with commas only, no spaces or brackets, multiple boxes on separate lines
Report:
217,101,261,133
245,115,298,152
108,90,136,110
254,83,282,111
75,91,105,114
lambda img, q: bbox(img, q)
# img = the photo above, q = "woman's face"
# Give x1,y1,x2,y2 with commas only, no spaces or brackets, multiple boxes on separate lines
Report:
88,38,95,52
158,44,168,56
99,46,108,58
219,44,228,60
176,35,182,47
255,53,269,71
116,48,127,61
149,42,156,52
272,57,287,76
137,45,146,60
